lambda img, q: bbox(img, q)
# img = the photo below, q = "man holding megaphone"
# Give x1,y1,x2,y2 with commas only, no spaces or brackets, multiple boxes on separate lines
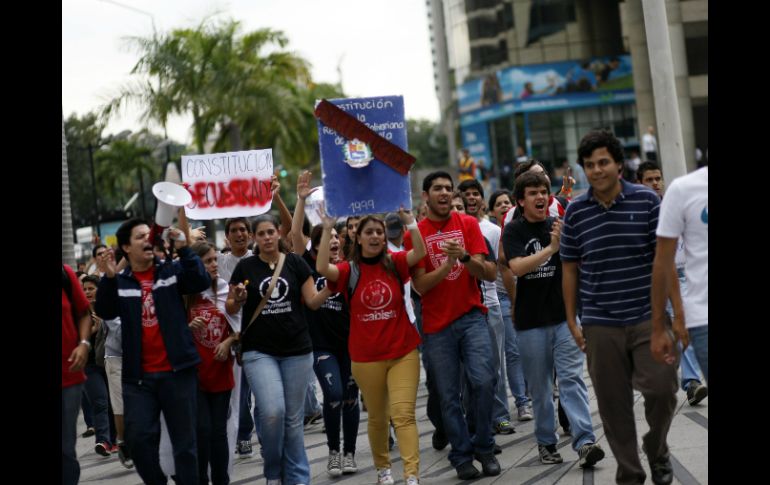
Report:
95,207,211,485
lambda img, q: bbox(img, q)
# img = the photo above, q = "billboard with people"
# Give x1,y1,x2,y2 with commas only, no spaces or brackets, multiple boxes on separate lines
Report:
457,55,634,126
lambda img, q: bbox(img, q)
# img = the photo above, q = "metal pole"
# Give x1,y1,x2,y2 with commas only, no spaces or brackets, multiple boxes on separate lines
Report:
88,143,101,237
138,167,147,219
641,0,687,180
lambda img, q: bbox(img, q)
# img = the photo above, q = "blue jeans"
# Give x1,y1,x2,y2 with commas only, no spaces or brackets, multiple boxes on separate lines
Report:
486,303,511,424
689,326,708,384
197,389,232,485
424,308,496,467
498,292,530,408
123,367,199,485
237,370,261,443
679,344,703,390
84,364,116,445
62,383,83,485
305,378,322,417
517,322,596,451
313,350,360,454
81,389,93,428
242,350,312,484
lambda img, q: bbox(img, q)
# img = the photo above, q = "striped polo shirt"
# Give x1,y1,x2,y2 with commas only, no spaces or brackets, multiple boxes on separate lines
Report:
560,179,660,326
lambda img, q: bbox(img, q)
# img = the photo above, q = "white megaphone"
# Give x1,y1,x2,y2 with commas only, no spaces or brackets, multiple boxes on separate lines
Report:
152,182,192,227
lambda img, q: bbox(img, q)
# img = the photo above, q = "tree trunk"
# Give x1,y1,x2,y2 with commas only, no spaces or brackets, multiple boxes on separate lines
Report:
62,110,76,266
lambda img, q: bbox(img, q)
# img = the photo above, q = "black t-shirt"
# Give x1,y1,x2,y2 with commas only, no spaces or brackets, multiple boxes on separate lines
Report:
230,252,314,356
302,250,350,354
502,216,566,330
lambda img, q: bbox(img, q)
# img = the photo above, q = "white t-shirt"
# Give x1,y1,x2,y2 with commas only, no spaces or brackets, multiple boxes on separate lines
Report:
217,249,253,283
642,133,658,153
478,219,500,307
656,167,708,328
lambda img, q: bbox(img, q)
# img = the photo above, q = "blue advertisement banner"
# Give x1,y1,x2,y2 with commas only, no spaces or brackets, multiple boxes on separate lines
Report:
460,123,493,171
316,96,412,218
457,55,635,126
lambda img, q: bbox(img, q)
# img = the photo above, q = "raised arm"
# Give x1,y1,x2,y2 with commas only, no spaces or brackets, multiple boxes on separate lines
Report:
401,209,426,267
290,170,318,255
271,174,293,238
315,203,340,282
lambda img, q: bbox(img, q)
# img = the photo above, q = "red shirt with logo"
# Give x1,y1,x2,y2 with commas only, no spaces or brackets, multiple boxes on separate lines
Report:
62,264,88,389
189,293,235,393
404,211,488,334
328,251,421,363
134,267,173,373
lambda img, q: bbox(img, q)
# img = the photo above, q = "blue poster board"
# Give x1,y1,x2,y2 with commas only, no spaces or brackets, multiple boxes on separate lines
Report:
316,95,412,217
460,123,493,172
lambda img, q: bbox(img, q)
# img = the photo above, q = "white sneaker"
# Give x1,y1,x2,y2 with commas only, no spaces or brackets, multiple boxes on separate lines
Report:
406,475,420,485
327,450,342,477
342,452,358,473
517,404,534,421
377,468,395,485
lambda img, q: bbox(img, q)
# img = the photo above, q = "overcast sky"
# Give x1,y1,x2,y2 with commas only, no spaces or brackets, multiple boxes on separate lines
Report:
62,0,440,146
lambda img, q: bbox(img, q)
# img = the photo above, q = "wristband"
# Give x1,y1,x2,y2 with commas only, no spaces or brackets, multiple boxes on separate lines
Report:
79,339,92,349
406,221,418,230
459,252,471,263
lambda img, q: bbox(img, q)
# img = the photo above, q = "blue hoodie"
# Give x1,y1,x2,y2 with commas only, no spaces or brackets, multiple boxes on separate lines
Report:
95,246,210,383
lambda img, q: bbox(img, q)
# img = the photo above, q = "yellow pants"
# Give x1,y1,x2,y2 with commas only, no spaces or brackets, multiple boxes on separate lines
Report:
351,349,420,479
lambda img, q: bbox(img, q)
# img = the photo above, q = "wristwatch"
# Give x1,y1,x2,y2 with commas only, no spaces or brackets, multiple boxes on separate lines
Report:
459,252,471,263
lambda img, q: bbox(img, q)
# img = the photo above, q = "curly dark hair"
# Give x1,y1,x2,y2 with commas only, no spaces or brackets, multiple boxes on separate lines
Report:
576,129,625,168
513,172,550,208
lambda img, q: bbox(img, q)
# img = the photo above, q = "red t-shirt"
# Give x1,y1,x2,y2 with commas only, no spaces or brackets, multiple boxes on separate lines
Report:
404,211,488,334
328,251,421,363
189,294,235,393
62,264,88,389
134,267,173,373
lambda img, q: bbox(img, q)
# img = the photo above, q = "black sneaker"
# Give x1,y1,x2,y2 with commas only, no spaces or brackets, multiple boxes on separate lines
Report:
494,443,502,455
117,442,134,469
577,442,605,468
432,429,448,450
476,453,501,476
686,382,708,406
304,411,323,427
538,444,563,464
455,461,481,480
649,455,674,485
494,420,515,435
82,427,95,438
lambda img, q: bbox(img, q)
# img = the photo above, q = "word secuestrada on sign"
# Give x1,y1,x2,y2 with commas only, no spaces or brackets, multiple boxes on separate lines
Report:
183,178,272,209
314,99,416,176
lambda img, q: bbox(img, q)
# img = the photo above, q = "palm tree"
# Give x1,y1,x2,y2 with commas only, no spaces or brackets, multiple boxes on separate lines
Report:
95,139,154,219
62,110,76,266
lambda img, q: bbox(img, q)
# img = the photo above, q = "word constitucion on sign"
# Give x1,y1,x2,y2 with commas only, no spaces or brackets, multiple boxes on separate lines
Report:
316,96,412,218
181,149,274,220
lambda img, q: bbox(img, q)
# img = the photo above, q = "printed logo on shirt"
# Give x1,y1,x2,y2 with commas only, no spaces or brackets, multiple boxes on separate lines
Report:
258,276,292,315
425,229,465,281
701,205,708,224
140,280,158,328
316,277,343,312
190,300,227,349
523,237,556,280
359,279,396,322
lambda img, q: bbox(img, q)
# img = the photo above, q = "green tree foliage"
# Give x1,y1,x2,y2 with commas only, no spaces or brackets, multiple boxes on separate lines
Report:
407,118,448,168
102,18,339,180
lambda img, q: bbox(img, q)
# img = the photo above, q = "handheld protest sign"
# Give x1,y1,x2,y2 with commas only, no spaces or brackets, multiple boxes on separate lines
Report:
181,149,274,220
315,96,413,218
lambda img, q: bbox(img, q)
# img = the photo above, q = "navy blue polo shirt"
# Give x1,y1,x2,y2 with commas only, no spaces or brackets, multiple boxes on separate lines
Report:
560,179,660,326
